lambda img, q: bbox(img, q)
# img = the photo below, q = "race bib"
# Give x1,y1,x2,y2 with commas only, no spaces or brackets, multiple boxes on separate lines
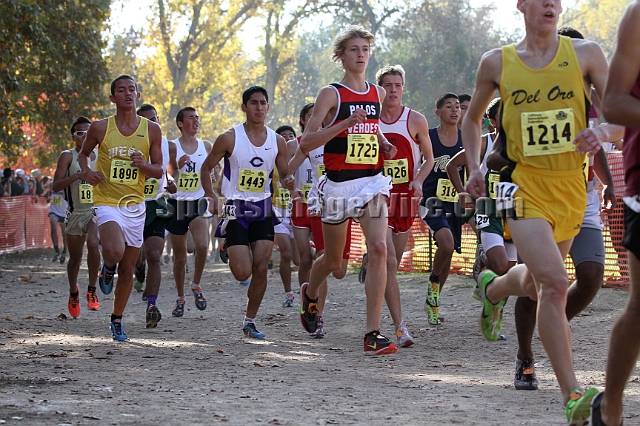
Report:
301,184,312,204
476,213,490,230
495,182,519,212
436,178,458,202
144,178,159,197
275,187,290,209
316,164,326,179
78,184,94,204
521,108,575,157
237,168,267,193
383,159,409,184
110,159,139,185
346,134,378,165
51,195,63,206
178,172,200,192
221,204,237,220
487,172,500,200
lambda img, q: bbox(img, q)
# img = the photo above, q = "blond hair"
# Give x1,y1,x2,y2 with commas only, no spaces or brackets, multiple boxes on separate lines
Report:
375,64,406,86
331,25,375,67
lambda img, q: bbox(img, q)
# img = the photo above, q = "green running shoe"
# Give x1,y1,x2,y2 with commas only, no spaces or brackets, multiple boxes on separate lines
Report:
565,387,599,426
478,270,505,341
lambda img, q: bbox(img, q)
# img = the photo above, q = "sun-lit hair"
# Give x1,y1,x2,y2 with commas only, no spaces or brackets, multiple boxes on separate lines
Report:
331,25,375,67
375,64,406,86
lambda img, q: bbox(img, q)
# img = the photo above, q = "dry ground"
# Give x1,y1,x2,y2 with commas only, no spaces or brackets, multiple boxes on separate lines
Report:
0,248,638,425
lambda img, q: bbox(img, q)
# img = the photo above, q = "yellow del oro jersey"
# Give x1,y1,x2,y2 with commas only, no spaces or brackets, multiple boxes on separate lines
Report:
500,36,590,172
93,116,150,206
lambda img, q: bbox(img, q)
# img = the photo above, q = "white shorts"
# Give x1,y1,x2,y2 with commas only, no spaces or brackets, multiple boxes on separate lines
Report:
481,231,518,262
273,206,293,238
93,203,145,248
318,173,392,225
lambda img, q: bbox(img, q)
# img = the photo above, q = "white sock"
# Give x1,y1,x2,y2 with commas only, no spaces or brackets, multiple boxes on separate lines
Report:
191,281,200,290
243,317,255,327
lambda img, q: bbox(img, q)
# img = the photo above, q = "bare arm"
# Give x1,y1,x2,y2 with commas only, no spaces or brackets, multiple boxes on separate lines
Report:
300,86,367,154
602,2,640,127
288,144,308,177
275,134,294,191
166,141,178,180
52,151,79,193
78,120,107,186
445,150,468,195
409,111,434,199
593,146,617,211
462,49,502,198
201,130,234,200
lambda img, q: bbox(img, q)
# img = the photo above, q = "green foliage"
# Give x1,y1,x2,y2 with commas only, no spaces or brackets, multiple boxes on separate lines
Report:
0,0,110,165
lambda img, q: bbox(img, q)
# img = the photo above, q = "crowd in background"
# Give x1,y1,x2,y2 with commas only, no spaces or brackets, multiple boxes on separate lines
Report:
0,167,50,199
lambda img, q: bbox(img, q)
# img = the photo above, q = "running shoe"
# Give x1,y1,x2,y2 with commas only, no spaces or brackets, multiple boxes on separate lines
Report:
141,290,147,302
396,322,414,348
68,286,80,318
59,253,66,264
473,243,485,282
309,317,325,339
242,323,265,339
86,290,100,310
239,279,249,286
358,253,368,283
110,319,127,341
145,305,162,328
172,297,186,317
565,387,599,426
283,292,295,308
299,282,318,333
514,357,538,390
590,391,608,426
363,331,398,356
472,284,483,303
423,302,441,325
192,286,207,310
220,240,229,264
99,263,116,295
478,270,505,341
133,279,144,292
52,252,59,263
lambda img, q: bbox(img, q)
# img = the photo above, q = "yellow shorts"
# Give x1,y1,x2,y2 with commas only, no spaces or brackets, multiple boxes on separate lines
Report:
511,164,586,243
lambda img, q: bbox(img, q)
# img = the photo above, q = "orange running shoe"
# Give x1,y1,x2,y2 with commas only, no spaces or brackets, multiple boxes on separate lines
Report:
68,286,81,318
86,290,101,311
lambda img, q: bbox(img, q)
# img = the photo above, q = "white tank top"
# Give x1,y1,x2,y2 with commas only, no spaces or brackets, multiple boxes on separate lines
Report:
221,124,278,202
170,137,207,200
306,143,325,190
379,107,422,182
480,133,494,176
144,136,170,201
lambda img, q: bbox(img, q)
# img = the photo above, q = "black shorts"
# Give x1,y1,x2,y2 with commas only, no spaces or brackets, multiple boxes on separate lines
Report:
165,198,206,236
421,199,465,254
623,204,640,261
225,217,274,247
144,216,168,241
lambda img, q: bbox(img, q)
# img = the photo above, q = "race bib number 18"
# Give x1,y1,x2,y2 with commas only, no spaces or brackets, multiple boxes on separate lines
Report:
79,184,93,204
346,134,378,165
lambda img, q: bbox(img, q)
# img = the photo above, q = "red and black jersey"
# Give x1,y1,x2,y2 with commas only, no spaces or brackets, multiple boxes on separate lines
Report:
324,82,383,182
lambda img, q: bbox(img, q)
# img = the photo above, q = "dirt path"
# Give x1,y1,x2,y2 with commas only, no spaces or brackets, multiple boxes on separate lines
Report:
0,249,638,425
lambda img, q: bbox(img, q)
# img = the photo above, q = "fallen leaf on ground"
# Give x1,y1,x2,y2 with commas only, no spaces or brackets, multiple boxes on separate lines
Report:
57,314,67,320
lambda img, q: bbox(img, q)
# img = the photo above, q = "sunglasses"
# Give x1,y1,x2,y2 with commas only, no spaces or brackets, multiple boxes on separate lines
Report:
73,130,87,137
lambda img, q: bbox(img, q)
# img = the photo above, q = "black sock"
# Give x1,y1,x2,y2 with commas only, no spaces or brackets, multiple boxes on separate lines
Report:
54,245,59,253
87,286,96,293
110,314,122,322
429,273,440,283
70,290,79,297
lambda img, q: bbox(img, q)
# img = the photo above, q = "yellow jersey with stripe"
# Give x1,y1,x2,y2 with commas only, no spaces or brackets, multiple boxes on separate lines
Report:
93,116,150,206
500,36,590,172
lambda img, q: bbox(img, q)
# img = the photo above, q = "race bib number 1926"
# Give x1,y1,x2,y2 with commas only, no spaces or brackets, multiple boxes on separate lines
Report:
383,159,409,184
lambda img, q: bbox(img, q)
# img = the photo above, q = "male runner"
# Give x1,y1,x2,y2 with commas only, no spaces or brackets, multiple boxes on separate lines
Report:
288,103,352,338
595,2,640,424
136,104,175,327
48,189,68,264
457,94,471,130
420,92,465,326
298,25,398,355
166,107,212,317
461,1,611,423
52,116,101,317
377,64,434,346
200,86,295,340
79,75,163,341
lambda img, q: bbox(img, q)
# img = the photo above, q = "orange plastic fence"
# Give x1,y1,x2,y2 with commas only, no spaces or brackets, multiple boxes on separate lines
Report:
0,196,54,255
348,151,629,288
